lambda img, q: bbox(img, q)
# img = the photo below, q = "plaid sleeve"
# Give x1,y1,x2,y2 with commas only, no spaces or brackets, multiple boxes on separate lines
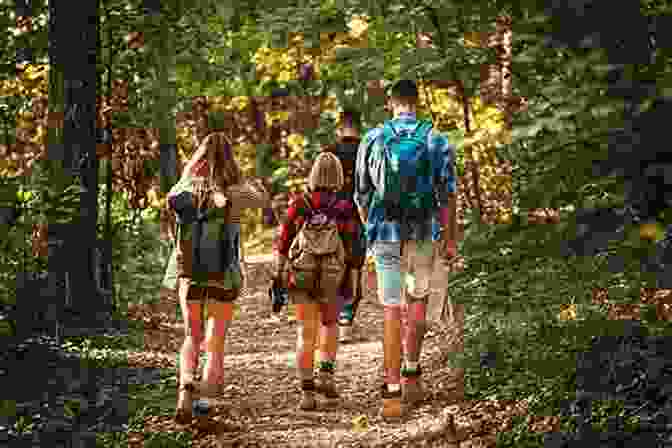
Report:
431,130,457,207
273,195,305,257
354,128,379,211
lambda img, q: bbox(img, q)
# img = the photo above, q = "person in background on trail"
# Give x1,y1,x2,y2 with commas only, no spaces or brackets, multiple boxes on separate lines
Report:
272,152,361,411
354,79,458,419
322,108,367,343
167,132,271,424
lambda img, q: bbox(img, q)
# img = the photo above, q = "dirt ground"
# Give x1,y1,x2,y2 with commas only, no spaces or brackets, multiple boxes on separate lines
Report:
126,255,559,448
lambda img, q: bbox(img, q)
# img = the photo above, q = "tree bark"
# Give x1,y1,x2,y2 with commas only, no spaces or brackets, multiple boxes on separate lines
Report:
49,0,108,327
457,81,484,223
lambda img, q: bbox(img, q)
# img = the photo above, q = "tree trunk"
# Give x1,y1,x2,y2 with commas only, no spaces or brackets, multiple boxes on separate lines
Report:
458,82,484,223
49,0,108,329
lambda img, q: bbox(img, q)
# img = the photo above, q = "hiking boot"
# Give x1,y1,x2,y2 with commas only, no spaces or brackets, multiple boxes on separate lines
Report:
315,370,339,399
401,366,425,405
338,322,353,343
174,382,195,424
402,380,426,405
380,385,404,419
299,379,317,411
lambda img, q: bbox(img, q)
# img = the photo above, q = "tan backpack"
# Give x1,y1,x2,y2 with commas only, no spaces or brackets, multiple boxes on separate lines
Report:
288,194,346,299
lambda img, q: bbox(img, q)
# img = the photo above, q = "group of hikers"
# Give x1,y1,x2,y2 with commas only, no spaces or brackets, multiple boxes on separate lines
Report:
163,79,458,424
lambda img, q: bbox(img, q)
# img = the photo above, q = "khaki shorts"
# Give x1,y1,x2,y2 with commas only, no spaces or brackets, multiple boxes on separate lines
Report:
372,240,434,306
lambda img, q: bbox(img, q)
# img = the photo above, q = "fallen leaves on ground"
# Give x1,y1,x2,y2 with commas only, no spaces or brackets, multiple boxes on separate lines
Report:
123,258,576,447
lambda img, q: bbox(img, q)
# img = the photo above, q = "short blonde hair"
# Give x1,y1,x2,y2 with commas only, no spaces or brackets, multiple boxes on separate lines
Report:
308,152,344,192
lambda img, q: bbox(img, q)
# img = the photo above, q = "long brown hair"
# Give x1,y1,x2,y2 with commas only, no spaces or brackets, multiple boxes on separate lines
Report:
185,132,241,192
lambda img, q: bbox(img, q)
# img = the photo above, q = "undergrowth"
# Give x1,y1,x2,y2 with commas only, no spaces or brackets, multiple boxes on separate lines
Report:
38,213,672,447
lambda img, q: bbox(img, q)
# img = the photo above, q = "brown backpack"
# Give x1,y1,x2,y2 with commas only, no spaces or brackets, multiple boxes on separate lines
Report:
288,194,346,298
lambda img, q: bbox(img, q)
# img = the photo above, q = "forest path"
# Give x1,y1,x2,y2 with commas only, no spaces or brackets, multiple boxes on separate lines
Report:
127,255,543,448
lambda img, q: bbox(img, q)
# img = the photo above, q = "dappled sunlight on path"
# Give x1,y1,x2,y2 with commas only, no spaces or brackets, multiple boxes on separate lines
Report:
126,257,563,447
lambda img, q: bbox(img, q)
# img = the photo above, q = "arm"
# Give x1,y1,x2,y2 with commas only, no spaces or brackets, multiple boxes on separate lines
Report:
354,131,375,223
272,196,304,276
433,133,458,243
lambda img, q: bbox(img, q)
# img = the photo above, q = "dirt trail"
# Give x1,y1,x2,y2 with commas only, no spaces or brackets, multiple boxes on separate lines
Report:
128,256,546,447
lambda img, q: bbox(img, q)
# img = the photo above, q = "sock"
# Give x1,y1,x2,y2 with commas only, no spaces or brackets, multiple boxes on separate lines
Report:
339,303,353,323
319,359,336,373
387,384,401,393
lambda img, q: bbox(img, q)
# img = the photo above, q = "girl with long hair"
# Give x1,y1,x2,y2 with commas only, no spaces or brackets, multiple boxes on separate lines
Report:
167,132,270,423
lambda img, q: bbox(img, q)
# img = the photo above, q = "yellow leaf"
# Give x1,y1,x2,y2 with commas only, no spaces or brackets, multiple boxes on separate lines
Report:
352,415,369,432
558,304,577,321
347,15,369,39
278,70,292,83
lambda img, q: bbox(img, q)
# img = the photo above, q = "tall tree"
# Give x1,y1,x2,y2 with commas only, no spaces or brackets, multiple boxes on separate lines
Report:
47,0,108,328
142,1,178,197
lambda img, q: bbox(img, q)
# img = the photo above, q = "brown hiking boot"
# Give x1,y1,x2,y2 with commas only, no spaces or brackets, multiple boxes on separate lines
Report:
174,382,195,424
315,370,339,399
380,385,404,419
402,380,426,405
401,367,425,405
298,379,317,411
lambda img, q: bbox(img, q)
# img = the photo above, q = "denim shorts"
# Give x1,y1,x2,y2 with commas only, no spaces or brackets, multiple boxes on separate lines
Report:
372,240,434,306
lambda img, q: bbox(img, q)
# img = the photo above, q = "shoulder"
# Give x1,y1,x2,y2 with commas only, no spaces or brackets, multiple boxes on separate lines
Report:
363,126,384,145
427,128,451,150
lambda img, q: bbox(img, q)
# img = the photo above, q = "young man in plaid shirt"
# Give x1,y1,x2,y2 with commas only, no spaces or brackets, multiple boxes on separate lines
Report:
355,80,458,418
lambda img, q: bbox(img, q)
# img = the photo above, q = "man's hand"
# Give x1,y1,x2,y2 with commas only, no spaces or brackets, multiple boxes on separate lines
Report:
439,237,457,261
357,207,368,224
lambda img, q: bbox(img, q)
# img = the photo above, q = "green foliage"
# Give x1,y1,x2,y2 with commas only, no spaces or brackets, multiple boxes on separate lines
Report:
96,187,169,307
0,160,85,311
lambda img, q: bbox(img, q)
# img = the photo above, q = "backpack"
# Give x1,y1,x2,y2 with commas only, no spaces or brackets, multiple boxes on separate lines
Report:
288,194,346,298
370,120,435,221
168,169,240,301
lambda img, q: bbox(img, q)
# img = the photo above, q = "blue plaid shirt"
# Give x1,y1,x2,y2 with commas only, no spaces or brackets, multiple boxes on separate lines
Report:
355,112,457,244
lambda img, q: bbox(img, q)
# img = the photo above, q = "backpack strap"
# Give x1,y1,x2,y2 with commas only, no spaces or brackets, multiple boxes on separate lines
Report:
303,192,314,215
382,120,431,147
303,192,338,221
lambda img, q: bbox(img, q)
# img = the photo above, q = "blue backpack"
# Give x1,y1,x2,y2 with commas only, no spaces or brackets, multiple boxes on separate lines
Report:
370,120,435,221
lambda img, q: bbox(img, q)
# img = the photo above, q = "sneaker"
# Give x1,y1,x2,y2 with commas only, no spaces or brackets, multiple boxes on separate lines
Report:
315,370,339,399
338,322,353,343
299,379,317,410
380,385,404,419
